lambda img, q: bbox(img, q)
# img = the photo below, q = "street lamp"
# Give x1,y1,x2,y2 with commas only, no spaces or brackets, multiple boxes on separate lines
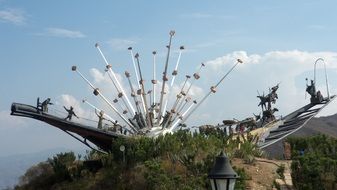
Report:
120,145,125,163
208,152,239,190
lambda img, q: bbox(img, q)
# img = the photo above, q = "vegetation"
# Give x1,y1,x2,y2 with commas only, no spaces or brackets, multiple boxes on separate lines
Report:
287,134,337,190
15,130,264,190
276,164,285,180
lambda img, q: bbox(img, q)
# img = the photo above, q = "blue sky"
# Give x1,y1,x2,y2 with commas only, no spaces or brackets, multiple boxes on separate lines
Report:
1,0,337,157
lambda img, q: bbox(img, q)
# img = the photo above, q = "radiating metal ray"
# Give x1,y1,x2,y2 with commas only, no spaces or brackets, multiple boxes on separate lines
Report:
125,71,142,115
105,69,133,117
71,66,137,132
152,51,157,107
162,46,184,117
176,59,242,128
175,63,205,113
157,30,175,124
129,47,147,115
135,53,152,127
82,99,117,123
95,43,136,115
169,100,197,132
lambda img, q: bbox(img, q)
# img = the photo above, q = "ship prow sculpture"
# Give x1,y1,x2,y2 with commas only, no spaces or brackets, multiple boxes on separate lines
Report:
11,31,336,152
256,59,336,148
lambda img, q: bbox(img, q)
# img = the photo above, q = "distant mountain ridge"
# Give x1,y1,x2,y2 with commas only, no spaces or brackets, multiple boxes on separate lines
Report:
264,113,337,158
0,148,85,190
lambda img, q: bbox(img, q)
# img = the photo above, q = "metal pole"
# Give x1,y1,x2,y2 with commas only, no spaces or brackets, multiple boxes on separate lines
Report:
323,60,330,99
95,44,136,115
169,96,191,126
72,66,137,132
157,30,175,124
163,46,184,114
128,47,141,89
169,100,197,132
129,47,147,114
125,71,142,114
178,59,242,126
314,58,323,86
314,58,330,99
152,51,157,107
135,54,152,128
105,71,132,117
175,63,205,113
82,99,117,123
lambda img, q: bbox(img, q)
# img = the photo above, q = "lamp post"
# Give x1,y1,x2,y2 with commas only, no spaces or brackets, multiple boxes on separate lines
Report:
208,152,238,190
314,58,330,100
120,145,125,163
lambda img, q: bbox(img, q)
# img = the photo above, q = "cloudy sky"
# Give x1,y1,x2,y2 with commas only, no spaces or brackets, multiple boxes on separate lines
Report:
1,0,337,157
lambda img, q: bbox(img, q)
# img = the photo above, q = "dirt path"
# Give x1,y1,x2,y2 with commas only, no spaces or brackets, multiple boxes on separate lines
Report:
232,158,294,190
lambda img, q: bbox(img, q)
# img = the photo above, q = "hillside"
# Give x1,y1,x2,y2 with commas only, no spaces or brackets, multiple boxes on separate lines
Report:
0,148,85,190
13,131,288,190
264,113,337,158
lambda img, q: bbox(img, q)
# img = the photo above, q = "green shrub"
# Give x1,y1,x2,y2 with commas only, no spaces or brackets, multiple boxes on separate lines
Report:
16,130,258,189
287,135,337,190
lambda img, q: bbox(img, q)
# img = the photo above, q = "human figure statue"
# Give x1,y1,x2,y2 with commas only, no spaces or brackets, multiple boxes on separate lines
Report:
63,106,79,121
306,79,316,103
305,79,324,103
257,83,280,111
160,111,171,128
41,98,53,113
95,110,105,129
316,90,323,102
262,108,279,124
133,112,146,129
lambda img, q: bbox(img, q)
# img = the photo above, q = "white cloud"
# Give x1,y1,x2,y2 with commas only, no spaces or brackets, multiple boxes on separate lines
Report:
89,68,125,94
206,51,261,72
0,8,26,25
197,50,337,125
107,38,137,50
90,68,108,83
42,28,86,38
53,94,93,122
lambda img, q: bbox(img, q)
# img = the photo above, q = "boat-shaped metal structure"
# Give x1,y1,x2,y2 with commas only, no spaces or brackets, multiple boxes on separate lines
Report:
257,95,336,148
11,103,124,152
10,32,335,152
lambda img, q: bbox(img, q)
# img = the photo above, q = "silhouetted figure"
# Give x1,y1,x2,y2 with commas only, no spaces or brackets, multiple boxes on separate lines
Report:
95,110,105,129
160,111,171,128
306,80,316,96
63,106,79,121
306,79,317,103
41,98,53,113
306,79,324,103
262,108,279,124
316,90,323,102
37,97,41,110
257,83,280,111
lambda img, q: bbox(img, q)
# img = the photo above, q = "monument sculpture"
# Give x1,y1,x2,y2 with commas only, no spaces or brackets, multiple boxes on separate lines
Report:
10,32,336,152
